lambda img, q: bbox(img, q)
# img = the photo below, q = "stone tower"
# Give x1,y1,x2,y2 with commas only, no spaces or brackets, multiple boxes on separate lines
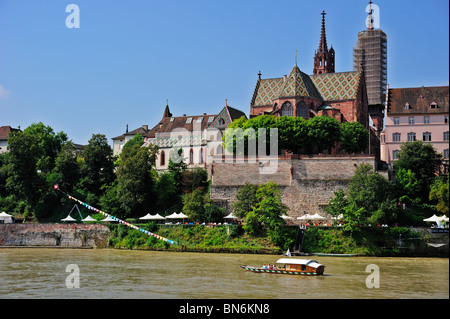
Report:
313,11,335,75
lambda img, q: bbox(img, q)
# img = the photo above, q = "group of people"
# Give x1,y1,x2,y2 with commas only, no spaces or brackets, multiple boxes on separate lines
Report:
262,264,277,270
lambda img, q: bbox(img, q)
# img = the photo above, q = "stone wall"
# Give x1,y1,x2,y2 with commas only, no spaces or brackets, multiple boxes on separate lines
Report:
210,155,375,218
0,224,110,248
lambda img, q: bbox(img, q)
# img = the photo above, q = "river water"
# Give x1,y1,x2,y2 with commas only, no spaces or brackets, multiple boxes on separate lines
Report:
0,248,448,299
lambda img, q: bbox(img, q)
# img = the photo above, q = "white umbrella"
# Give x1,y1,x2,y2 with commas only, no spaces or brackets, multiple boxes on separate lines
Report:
281,214,293,219
297,214,313,220
61,215,76,222
81,215,97,222
140,213,165,220
139,213,153,220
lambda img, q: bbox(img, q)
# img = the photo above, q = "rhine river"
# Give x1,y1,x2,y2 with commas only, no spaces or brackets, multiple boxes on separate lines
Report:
0,248,448,299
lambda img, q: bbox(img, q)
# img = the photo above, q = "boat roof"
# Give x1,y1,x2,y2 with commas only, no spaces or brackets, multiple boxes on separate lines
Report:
275,258,324,268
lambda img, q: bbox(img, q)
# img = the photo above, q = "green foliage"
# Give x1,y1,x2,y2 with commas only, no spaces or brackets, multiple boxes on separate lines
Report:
182,189,206,221
231,182,258,218
340,121,369,154
306,116,341,153
429,174,449,214
393,141,443,202
326,189,348,218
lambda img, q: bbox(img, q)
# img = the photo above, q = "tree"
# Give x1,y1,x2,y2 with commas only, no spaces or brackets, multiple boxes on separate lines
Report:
182,189,205,221
393,141,443,202
116,144,157,218
155,172,178,212
275,116,309,153
429,175,449,214
306,116,341,153
326,189,348,218
340,121,369,154
395,168,421,205
231,182,258,218
79,134,116,199
51,141,80,193
242,182,288,237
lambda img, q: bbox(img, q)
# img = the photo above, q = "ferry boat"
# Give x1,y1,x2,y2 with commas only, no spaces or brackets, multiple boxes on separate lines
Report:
240,258,325,276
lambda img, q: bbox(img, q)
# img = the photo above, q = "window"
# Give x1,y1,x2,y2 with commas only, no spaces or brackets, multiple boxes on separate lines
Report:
186,117,193,124
207,116,215,123
444,149,449,159
423,132,432,142
445,116,449,124
160,150,165,166
281,102,293,117
408,117,415,125
196,117,203,124
296,101,308,119
394,117,400,125
404,102,410,110
393,150,400,160
407,132,416,142
392,133,401,142
189,148,194,164
430,102,437,109
424,116,430,124
219,118,225,126
444,131,449,141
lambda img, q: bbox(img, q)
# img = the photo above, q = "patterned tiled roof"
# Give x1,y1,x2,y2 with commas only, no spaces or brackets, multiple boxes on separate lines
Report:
251,68,362,106
148,135,206,148
310,71,362,101
209,105,247,129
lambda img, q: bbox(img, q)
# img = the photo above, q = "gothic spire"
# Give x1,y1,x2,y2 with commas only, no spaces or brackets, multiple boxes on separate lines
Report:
318,10,328,53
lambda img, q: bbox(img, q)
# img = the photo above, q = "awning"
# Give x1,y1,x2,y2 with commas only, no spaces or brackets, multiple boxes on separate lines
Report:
140,213,165,220
81,215,97,222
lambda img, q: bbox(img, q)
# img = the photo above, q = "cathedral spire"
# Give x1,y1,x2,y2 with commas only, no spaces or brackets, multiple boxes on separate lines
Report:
318,11,328,53
313,10,335,75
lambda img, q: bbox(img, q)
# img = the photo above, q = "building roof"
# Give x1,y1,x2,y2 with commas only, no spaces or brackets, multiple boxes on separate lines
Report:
387,86,449,115
0,126,21,141
112,125,150,140
209,105,247,129
251,68,363,107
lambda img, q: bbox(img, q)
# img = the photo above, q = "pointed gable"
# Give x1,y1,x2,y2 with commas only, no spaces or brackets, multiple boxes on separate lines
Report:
279,65,322,99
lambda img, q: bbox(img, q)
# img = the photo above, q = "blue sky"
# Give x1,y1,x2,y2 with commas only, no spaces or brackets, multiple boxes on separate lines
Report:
0,0,448,145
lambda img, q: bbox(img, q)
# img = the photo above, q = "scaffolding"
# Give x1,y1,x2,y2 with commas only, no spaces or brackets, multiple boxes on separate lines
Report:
353,29,387,106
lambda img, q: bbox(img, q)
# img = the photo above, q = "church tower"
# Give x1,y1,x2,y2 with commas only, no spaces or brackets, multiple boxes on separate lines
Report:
313,11,335,75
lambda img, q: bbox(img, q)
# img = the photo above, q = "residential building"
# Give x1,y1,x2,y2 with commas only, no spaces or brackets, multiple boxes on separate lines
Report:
380,85,449,165
0,126,21,153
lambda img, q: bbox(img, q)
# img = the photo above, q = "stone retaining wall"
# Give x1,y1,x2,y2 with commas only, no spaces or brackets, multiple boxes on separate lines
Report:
0,224,110,248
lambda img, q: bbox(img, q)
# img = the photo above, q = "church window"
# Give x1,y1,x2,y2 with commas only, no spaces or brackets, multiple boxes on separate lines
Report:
160,150,165,166
296,102,308,119
281,102,293,116
219,118,225,126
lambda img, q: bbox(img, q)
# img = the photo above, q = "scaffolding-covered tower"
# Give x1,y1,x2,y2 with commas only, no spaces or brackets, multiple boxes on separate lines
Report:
353,2,387,138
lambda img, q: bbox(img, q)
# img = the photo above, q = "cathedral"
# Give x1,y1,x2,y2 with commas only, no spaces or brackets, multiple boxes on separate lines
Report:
250,11,370,131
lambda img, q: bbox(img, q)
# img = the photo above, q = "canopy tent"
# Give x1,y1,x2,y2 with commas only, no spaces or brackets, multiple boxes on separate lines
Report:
224,212,239,219
61,214,76,222
281,214,294,220
177,213,188,219
423,214,441,222
101,216,116,222
297,214,314,220
81,215,97,222
139,213,165,220
310,213,326,220
165,212,181,219
0,212,13,223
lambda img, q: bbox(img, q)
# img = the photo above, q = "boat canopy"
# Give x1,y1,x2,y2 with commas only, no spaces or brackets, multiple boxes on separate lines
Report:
275,258,324,269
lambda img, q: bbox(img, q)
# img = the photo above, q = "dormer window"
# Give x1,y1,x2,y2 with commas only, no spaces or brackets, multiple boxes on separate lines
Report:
430,102,437,109
404,102,410,110
219,118,225,126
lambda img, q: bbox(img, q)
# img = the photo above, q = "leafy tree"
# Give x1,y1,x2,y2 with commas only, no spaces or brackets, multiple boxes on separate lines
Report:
306,116,341,153
155,172,178,213
393,141,443,202
231,182,258,218
203,203,225,223
79,134,116,200
243,182,288,237
275,116,309,153
395,168,421,205
182,189,206,221
51,141,80,193
340,121,369,154
116,144,158,218
22,122,67,173
326,189,348,218
429,174,449,214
